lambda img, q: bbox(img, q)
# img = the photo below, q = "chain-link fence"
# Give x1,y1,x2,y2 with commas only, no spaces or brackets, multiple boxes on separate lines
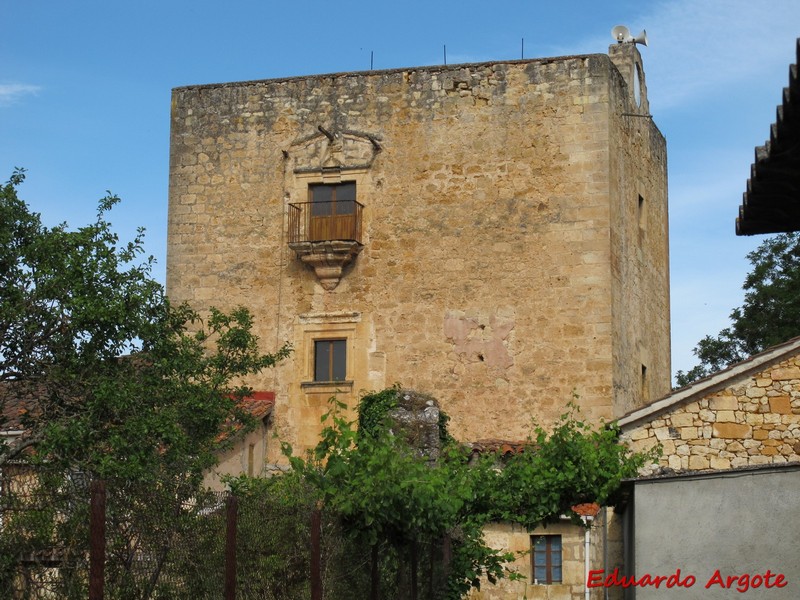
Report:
0,465,90,599
0,468,450,599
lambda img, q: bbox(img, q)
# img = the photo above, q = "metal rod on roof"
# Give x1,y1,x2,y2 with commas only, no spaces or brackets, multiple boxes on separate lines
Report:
444,45,447,65
370,50,374,70
521,38,524,59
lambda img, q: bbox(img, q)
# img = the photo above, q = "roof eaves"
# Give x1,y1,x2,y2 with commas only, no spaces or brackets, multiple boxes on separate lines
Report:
618,336,800,429
625,460,800,483
736,38,800,236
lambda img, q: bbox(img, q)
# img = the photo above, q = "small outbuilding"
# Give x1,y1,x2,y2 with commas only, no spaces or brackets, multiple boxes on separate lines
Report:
615,337,800,599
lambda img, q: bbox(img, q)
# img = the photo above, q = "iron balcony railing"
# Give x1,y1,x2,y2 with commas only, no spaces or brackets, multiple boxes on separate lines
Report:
288,200,364,244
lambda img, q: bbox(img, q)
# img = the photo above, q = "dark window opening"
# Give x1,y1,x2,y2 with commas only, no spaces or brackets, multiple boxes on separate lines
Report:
532,535,562,584
310,182,356,217
314,339,347,382
638,194,646,232
641,364,649,402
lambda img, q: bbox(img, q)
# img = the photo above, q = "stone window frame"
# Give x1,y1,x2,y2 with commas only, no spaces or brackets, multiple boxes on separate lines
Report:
300,322,356,393
293,168,368,196
531,534,562,585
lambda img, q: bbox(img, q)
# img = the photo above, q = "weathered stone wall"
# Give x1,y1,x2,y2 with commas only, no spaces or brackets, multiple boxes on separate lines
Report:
622,354,800,473
607,45,671,417
205,422,272,490
478,522,585,600
476,516,617,600
167,48,669,457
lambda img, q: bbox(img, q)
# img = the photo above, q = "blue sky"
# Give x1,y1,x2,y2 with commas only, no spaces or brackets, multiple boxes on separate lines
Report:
2,0,798,379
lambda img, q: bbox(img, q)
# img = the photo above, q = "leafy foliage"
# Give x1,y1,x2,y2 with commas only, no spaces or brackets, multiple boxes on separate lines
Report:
357,384,401,437
282,397,512,598
227,472,390,600
676,233,800,386
0,171,291,598
37,306,290,488
274,391,657,598
0,170,290,483
485,404,655,529
0,169,161,386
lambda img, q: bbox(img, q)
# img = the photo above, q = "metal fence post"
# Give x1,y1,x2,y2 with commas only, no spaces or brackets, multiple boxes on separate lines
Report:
410,539,418,600
371,544,379,600
89,479,106,600
311,502,322,600
225,494,238,600
442,534,452,589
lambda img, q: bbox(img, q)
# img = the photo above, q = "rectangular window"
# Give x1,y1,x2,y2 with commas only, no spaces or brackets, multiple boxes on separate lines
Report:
638,194,647,233
310,182,356,216
314,339,347,382
307,182,358,242
641,364,649,402
531,535,562,584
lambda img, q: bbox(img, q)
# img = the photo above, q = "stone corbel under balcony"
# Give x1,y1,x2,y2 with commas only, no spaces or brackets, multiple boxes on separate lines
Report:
288,240,363,290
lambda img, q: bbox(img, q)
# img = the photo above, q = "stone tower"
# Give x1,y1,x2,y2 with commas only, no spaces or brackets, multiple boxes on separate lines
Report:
167,42,670,457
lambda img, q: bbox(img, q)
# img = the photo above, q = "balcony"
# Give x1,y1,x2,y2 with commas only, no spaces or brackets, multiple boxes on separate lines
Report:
288,200,364,290
288,200,363,244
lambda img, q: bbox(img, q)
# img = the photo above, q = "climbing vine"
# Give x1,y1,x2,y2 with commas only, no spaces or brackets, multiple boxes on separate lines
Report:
357,384,402,437
260,389,658,598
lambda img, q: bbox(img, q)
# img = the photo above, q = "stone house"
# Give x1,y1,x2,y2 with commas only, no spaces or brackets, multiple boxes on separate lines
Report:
208,391,280,487
620,336,800,472
168,40,669,599
616,337,800,599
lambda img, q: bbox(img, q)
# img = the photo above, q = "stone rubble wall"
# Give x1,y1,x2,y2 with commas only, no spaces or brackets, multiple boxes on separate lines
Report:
622,355,800,473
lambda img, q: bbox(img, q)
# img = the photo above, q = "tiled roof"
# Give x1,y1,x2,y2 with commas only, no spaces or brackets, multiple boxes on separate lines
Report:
467,439,529,456
217,391,276,442
571,502,601,517
736,38,800,235
240,391,276,420
0,381,45,432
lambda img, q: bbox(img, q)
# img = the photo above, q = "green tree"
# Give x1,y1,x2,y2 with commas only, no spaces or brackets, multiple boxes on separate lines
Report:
282,396,511,599
485,404,652,529
676,233,800,387
0,169,289,477
0,170,291,598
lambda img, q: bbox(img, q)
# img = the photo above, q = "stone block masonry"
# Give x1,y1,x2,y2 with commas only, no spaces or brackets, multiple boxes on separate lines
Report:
622,353,800,473
168,45,669,459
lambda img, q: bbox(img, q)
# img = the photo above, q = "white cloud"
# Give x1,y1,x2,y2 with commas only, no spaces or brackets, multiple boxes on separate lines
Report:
0,83,42,107
637,0,800,110
551,0,799,112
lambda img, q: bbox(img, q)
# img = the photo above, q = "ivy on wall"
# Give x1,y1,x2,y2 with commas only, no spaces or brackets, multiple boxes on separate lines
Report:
230,388,658,598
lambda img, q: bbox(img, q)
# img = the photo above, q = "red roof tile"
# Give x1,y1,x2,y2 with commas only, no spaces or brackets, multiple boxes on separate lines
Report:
216,391,276,442
468,439,529,455
571,502,601,517
0,381,45,431
240,391,276,420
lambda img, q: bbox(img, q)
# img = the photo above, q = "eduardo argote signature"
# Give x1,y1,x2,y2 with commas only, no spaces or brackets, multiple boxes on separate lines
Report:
588,568,788,592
